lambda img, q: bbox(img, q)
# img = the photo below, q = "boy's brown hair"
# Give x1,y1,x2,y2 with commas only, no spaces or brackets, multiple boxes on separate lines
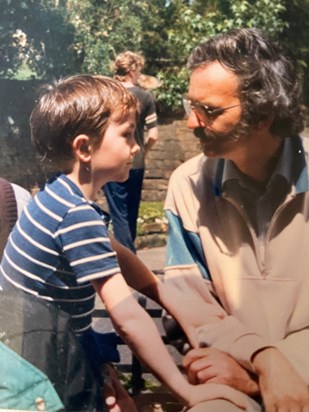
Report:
113,51,144,82
30,75,139,169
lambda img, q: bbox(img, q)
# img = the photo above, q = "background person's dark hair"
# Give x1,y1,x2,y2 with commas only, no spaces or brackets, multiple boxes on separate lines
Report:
188,28,305,138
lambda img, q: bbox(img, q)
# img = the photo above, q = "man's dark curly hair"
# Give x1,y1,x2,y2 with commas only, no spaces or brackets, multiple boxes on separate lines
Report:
188,28,305,137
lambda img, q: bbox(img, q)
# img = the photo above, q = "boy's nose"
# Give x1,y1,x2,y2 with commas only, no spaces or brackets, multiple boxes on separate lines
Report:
132,142,140,155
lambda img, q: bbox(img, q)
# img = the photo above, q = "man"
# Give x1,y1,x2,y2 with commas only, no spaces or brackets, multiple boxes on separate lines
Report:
164,28,309,411
103,51,159,253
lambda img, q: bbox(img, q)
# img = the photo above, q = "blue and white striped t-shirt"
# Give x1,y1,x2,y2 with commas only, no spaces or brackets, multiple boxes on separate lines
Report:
0,174,120,333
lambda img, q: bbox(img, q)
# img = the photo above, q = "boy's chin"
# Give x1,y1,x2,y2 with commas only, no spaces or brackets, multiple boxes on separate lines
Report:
116,174,129,183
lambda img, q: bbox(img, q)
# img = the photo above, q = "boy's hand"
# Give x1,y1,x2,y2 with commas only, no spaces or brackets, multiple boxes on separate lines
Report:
103,364,137,412
183,347,259,396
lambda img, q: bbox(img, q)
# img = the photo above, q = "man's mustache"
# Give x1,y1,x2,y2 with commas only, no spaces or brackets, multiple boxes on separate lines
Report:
193,127,242,142
193,127,219,141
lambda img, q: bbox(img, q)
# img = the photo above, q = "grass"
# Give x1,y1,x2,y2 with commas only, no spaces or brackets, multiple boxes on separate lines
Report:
137,202,166,236
138,202,165,221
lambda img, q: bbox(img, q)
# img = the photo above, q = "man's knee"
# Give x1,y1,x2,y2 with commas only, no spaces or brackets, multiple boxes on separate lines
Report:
187,399,241,412
187,397,261,412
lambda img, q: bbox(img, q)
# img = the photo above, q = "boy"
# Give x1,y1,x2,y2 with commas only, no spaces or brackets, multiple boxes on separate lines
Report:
0,75,246,411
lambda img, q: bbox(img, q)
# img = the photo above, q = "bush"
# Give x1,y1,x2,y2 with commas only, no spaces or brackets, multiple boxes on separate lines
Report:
137,202,166,236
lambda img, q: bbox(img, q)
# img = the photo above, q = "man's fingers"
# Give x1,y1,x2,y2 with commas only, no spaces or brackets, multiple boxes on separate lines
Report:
182,347,212,368
185,358,215,384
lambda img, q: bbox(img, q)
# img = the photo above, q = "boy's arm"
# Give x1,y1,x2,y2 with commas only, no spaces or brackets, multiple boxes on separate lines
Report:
92,273,190,404
91,274,248,410
109,236,160,300
110,236,214,349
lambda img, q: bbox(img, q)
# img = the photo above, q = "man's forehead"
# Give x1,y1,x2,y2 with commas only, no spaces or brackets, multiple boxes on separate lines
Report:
189,62,238,84
188,62,240,100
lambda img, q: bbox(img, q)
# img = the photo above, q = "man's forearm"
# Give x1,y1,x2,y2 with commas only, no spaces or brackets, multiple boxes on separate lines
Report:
252,347,309,411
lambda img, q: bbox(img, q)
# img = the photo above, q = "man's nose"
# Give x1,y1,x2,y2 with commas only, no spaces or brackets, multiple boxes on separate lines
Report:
187,111,206,129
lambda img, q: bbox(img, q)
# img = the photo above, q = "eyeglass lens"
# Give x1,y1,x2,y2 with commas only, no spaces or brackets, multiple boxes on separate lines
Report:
183,98,211,117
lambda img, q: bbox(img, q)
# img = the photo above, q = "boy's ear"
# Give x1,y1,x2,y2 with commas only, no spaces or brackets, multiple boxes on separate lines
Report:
72,135,92,162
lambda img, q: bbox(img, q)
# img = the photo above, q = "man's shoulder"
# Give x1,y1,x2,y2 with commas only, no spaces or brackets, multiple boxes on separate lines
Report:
171,153,209,180
291,135,309,165
300,135,309,151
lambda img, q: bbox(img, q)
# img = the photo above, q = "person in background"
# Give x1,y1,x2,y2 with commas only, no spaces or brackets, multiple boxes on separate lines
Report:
163,28,309,411
0,75,247,412
103,51,159,253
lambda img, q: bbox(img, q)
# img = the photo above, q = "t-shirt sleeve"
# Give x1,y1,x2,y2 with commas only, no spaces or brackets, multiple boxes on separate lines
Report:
56,204,120,284
144,92,158,130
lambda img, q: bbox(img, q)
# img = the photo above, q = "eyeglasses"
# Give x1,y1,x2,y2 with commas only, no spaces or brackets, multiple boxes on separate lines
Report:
182,95,240,119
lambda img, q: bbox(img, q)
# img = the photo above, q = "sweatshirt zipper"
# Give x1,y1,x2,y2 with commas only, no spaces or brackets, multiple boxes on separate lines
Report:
222,193,296,277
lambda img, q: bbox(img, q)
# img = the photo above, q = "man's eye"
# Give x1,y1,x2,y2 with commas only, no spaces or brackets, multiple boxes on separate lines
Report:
195,104,212,115
204,106,216,114
203,106,222,116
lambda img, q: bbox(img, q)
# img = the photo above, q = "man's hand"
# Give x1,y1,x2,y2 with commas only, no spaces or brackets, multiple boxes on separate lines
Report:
253,347,309,412
182,347,259,396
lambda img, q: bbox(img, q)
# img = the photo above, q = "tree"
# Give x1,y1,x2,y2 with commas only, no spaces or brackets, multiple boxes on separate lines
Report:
2,0,309,112
67,0,147,76
153,0,289,113
0,0,76,79
280,0,309,108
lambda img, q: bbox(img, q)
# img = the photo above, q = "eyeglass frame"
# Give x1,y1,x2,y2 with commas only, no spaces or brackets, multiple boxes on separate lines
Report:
182,95,241,119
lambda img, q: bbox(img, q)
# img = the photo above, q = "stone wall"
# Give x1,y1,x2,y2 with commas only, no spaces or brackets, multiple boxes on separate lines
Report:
0,79,47,189
143,118,201,201
0,79,201,201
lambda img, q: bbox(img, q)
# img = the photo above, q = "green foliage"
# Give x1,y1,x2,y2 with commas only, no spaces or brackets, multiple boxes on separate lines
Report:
138,201,165,222
280,0,309,106
0,0,76,79
152,0,288,112
154,68,188,113
2,0,309,109
229,0,287,33
136,201,166,238
67,0,148,75
153,4,223,112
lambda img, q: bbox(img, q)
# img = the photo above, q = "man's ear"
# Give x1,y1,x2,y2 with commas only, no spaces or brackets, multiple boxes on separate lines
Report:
257,111,275,132
72,135,92,163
